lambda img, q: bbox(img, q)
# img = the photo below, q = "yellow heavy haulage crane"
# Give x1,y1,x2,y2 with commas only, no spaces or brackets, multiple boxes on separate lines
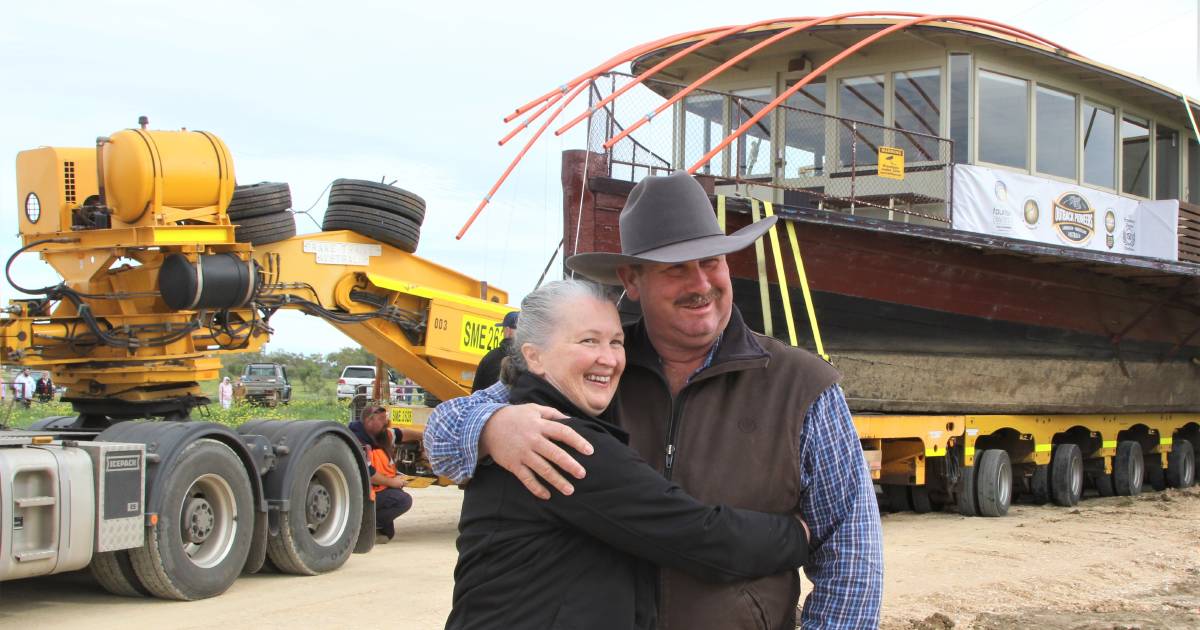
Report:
0,123,509,600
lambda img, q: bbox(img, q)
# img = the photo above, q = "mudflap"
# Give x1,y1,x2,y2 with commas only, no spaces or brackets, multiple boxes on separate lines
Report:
242,503,270,574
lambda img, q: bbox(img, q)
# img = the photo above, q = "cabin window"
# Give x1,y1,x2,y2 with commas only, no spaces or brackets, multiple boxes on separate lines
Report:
1121,115,1151,197
838,74,885,166
1083,101,1116,189
1189,139,1200,204
1035,85,1076,179
978,70,1029,169
949,53,971,163
682,93,727,176
893,68,941,161
733,87,774,178
1155,126,1179,200
783,78,827,177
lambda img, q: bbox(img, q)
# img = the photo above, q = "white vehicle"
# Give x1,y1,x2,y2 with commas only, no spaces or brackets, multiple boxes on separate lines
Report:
336,365,396,400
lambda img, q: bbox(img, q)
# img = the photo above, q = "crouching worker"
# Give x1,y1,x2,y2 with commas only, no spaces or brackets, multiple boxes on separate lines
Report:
350,405,419,543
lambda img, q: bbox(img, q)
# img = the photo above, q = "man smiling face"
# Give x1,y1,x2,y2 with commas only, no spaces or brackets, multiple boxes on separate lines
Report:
617,255,733,357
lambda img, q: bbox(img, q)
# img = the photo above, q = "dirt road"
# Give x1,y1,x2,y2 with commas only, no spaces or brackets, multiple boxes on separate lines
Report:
2,485,1198,629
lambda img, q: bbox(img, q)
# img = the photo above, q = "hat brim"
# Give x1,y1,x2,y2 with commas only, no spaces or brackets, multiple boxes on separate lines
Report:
566,215,777,285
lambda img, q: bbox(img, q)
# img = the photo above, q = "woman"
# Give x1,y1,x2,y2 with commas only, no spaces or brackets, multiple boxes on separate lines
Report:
218,376,234,409
447,280,810,630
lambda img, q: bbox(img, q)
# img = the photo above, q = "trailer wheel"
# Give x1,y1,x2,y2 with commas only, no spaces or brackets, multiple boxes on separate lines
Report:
1113,441,1144,496
1050,444,1083,507
1143,454,1167,491
909,485,935,514
267,434,363,575
1093,472,1115,497
130,439,254,600
91,550,150,597
1030,464,1050,505
956,462,979,516
1166,438,1196,488
975,449,1012,517
881,484,910,512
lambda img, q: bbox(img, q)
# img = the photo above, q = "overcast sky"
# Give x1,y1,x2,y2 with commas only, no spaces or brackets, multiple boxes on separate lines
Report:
2,0,1196,355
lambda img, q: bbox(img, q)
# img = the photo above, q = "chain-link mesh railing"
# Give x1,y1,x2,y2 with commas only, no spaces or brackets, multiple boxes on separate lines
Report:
586,72,955,225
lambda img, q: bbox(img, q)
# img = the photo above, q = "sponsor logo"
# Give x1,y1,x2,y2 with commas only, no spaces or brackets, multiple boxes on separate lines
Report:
1052,192,1095,245
1105,210,1116,249
106,455,141,472
1122,218,1136,249
1022,198,1039,228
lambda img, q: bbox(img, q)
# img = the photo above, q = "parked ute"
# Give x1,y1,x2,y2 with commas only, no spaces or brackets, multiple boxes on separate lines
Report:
238,363,292,406
336,365,395,400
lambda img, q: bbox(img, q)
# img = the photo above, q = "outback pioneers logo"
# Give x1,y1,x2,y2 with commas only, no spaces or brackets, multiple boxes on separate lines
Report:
1052,192,1095,245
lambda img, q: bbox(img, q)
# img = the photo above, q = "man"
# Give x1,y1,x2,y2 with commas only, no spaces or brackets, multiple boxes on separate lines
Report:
349,405,419,543
470,311,517,392
426,171,882,628
12,368,35,408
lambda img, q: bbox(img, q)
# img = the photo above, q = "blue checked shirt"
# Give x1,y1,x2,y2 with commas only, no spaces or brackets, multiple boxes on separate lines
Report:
426,364,883,629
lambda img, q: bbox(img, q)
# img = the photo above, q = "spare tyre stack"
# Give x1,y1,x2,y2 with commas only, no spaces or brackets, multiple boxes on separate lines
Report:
322,179,425,253
227,182,297,245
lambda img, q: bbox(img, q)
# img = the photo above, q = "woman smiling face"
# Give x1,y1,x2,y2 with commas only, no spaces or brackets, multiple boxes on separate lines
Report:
521,295,625,416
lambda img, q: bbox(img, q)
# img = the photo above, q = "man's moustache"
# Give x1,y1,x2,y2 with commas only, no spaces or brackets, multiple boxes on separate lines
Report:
674,290,720,308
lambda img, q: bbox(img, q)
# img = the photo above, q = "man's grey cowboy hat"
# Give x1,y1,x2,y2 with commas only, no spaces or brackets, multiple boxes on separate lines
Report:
566,170,776,285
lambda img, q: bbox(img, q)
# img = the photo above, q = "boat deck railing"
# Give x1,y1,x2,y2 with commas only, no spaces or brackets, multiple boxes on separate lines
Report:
586,72,955,227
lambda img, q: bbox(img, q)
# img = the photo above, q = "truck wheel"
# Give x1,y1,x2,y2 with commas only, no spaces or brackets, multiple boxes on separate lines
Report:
323,204,420,253
956,461,979,516
975,449,1012,517
1030,464,1050,505
267,435,363,575
1166,438,1196,488
234,211,296,246
1092,471,1115,497
1113,441,1144,496
1050,444,1083,507
329,178,426,224
227,182,292,220
91,550,150,597
130,439,254,600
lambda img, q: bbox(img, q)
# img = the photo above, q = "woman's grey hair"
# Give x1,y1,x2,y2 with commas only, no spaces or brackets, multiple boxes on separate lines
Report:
499,279,614,385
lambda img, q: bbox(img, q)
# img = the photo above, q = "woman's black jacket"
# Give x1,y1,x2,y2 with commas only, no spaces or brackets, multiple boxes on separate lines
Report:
446,373,809,630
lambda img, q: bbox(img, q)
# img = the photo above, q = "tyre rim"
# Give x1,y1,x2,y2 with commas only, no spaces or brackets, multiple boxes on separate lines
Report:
998,462,1011,507
1069,454,1083,498
179,473,238,569
307,463,350,546
1131,453,1144,490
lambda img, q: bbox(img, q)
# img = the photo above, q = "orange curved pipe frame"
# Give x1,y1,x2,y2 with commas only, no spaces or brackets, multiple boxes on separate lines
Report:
610,13,1072,151
459,13,1077,238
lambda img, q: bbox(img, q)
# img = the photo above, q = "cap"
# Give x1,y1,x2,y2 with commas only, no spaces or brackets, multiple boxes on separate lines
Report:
497,311,519,329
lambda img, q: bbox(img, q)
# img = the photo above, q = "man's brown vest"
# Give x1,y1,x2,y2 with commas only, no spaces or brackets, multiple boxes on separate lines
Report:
615,309,840,630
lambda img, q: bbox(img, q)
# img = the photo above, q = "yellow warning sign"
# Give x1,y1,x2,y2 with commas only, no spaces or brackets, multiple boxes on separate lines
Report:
389,407,414,426
459,313,505,356
877,146,905,180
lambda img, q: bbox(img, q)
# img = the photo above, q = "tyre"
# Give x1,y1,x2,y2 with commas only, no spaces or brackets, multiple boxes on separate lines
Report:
975,449,1012,517
227,182,292,220
909,485,934,514
882,484,909,512
267,435,363,575
1113,441,1144,496
1093,472,1115,497
329,179,425,224
1166,438,1196,488
130,439,255,600
91,550,150,597
234,211,296,246
956,461,979,516
1030,464,1050,505
1050,444,1083,507
322,204,420,252
1144,453,1166,492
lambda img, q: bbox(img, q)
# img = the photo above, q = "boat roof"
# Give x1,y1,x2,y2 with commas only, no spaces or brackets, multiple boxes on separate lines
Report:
629,18,1199,122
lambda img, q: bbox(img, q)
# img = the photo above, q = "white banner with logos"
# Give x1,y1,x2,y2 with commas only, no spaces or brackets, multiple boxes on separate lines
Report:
952,164,1178,262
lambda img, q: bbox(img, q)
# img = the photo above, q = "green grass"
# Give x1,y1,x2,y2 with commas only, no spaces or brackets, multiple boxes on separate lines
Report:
3,380,351,430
